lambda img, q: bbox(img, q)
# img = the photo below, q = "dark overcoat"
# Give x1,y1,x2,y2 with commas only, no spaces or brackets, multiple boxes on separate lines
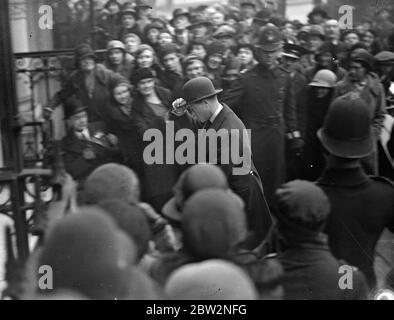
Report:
221,63,298,206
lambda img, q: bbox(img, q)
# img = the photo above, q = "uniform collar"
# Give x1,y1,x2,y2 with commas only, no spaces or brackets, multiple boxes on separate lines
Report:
209,104,223,123
317,165,370,187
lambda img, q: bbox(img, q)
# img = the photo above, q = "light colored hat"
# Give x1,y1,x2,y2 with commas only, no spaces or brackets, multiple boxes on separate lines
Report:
165,259,258,300
309,69,337,88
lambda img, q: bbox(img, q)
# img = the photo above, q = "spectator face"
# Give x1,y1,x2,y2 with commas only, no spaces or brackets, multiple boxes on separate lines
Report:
241,5,256,20
147,28,160,44
192,25,209,39
218,36,235,49
174,15,189,30
349,61,367,82
122,14,136,29
137,49,154,68
343,32,360,48
158,32,174,47
113,84,131,105
108,48,124,65
108,2,120,15
237,47,254,66
313,87,330,99
318,52,334,67
137,78,155,96
124,36,140,54
190,44,207,60
310,13,324,25
186,60,205,79
324,20,340,41
223,69,239,82
361,31,374,48
282,56,297,69
307,35,324,52
258,49,282,69
207,54,223,70
70,111,88,132
163,53,181,72
79,57,95,72
281,23,295,38
211,12,225,26
138,7,150,19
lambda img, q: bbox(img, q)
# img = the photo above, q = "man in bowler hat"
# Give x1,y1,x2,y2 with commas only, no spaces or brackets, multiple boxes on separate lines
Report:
172,76,272,248
61,96,119,187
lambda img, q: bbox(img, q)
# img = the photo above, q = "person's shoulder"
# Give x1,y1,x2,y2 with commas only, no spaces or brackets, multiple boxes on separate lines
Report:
370,175,394,189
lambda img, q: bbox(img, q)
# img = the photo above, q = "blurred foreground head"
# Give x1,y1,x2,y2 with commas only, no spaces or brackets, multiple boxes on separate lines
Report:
182,189,247,259
165,259,257,300
83,163,140,205
35,207,134,300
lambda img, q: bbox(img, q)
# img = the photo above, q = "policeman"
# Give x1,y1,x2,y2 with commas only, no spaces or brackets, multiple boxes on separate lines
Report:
316,94,394,289
222,25,301,207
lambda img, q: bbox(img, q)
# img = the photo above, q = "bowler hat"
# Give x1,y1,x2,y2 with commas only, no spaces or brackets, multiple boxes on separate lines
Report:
256,25,283,52
317,94,374,158
64,96,87,119
182,77,222,105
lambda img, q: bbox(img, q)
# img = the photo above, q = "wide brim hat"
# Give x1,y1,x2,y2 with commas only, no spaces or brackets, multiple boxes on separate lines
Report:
182,77,222,105
317,128,374,158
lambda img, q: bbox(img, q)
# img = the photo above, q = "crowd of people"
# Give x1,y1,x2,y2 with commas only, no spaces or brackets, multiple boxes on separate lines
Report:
10,0,394,299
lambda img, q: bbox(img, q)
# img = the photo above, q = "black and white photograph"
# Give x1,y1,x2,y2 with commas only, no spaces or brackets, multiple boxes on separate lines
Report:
0,0,394,304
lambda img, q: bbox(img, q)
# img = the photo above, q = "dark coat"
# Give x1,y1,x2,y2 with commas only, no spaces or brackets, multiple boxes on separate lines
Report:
175,104,272,247
317,165,394,288
132,86,179,211
221,63,298,206
301,89,334,181
159,69,184,93
48,64,117,129
278,234,368,300
100,98,143,173
61,128,117,185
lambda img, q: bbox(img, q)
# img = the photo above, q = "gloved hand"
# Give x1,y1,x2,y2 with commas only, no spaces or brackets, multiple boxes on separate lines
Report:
171,98,187,116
